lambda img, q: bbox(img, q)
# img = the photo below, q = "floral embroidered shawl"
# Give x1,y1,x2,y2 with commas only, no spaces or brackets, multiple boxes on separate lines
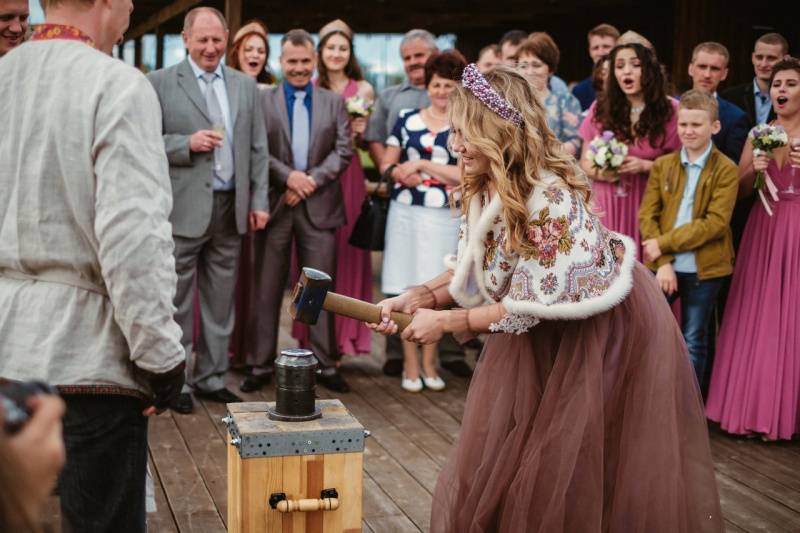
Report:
447,172,635,326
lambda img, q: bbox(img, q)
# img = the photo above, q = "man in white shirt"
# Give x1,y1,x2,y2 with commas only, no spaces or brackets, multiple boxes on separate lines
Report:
0,0,186,530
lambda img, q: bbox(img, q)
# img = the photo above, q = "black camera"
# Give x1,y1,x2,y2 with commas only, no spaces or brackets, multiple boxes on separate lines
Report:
0,380,59,435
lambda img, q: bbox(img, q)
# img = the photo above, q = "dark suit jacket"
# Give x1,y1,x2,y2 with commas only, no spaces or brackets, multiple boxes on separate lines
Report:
713,96,749,163
722,81,776,129
571,77,596,112
262,83,352,230
147,59,269,238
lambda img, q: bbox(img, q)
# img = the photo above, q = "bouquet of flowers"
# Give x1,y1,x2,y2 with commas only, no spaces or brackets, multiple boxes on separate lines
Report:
750,123,788,190
749,124,788,216
588,130,627,173
345,95,373,118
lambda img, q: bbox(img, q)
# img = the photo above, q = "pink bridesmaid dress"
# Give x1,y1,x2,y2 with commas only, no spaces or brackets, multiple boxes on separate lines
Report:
706,157,800,440
578,99,681,255
291,79,373,355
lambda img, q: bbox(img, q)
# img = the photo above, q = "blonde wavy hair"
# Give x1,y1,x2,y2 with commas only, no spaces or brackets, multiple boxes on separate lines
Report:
450,67,591,257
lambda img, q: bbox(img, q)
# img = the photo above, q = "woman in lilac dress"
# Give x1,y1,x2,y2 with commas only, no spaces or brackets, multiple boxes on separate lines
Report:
706,58,800,441
579,43,680,254
290,19,374,356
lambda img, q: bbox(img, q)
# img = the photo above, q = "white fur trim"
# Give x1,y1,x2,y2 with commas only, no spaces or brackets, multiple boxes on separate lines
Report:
448,193,503,307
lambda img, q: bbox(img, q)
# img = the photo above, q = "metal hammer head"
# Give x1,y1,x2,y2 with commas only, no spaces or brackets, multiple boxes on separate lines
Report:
289,268,332,325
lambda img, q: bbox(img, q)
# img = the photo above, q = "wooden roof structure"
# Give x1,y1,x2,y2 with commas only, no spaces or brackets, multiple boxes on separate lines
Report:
123,0,796,90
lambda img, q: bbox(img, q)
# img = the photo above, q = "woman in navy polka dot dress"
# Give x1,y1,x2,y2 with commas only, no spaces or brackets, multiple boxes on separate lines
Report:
379,50,466,392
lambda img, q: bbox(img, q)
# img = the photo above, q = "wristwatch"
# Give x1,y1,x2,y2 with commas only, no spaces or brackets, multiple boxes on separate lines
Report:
383,163,398,181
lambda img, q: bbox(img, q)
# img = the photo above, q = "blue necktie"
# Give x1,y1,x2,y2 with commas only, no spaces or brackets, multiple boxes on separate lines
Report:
292,90,309,171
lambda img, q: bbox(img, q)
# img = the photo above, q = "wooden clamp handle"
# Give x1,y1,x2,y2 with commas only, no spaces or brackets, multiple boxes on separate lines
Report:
323,292,412,332
276,498,339,513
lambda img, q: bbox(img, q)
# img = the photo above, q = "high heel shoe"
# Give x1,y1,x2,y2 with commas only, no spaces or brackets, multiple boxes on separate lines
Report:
401,373,423,392
420,372,446,391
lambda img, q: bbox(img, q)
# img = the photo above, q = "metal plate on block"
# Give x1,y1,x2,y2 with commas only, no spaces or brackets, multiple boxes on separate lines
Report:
224,399,366,459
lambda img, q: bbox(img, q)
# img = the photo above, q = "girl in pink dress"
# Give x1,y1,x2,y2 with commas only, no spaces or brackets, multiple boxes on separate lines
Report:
706,58,800,441
579,43,680,255
291,19,374,355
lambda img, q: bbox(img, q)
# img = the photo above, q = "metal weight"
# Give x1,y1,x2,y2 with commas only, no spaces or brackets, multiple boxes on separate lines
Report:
268,348,322,422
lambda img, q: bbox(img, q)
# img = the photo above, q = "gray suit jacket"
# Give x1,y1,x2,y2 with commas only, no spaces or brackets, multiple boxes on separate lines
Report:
262,83,352,230
147,59,269,238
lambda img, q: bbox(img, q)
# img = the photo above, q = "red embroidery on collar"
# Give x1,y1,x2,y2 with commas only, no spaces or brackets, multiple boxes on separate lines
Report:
30,24,95,48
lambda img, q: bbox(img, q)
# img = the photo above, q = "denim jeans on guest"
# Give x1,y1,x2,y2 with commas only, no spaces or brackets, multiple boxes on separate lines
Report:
59,395,149,533
666,273,724,388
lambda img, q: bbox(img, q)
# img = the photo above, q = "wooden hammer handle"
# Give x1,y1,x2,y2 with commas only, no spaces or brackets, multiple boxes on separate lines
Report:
276,498,339,513
323,292,413,332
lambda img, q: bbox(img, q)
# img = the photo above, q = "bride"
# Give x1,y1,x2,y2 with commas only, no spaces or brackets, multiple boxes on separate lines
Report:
369,64,722,532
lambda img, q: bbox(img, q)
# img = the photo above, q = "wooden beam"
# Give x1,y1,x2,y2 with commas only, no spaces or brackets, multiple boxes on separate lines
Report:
125,0,201,41
156,26,165,69
225,0,243,38
134,37,142,69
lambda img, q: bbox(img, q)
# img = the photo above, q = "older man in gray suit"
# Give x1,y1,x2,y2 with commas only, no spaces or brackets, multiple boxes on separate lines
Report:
147,7,269,414
241,29,352,393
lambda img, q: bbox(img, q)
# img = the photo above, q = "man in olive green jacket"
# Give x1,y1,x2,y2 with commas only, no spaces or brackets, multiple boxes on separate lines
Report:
639,89,739,388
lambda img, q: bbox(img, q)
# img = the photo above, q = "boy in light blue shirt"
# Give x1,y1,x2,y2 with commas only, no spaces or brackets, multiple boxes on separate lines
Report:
639,90,739,389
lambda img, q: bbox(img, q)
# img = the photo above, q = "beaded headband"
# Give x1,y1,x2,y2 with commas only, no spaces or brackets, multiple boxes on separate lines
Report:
461,63,523,127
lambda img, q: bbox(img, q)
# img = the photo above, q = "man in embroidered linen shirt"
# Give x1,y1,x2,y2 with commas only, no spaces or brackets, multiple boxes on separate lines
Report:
0,0,186,530
639,90,738,391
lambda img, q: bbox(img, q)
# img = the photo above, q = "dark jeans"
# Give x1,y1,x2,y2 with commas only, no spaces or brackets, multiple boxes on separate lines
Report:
666,273,724,389
59,395,149,533
383,293,465,363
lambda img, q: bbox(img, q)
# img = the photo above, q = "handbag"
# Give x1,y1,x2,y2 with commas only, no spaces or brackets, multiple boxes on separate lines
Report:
349,166,393,251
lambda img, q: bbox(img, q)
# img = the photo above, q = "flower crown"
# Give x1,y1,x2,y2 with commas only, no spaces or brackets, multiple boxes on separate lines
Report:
461,63,523,127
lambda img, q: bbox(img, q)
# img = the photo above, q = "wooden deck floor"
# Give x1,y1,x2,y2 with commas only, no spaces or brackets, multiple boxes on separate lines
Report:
45,308,800,532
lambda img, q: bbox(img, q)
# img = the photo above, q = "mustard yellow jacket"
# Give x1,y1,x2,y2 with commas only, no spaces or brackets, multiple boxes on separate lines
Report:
639,146,739,279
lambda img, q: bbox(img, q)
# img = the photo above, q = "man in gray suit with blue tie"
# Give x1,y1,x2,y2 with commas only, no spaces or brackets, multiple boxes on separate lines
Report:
147,7,269,414
241,29,352,393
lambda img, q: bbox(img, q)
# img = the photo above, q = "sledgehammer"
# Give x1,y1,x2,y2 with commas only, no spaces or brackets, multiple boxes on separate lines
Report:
288,268,412,333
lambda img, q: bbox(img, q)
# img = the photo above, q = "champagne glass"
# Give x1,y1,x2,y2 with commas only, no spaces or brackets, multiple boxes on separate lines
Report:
791,136,800,171
212,122,225,172
613,173,629,197
783,137,800,195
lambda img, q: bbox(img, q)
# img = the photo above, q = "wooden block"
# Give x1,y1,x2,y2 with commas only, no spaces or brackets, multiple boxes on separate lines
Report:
282,455,307,532
227,400,364,533
341,452,364,531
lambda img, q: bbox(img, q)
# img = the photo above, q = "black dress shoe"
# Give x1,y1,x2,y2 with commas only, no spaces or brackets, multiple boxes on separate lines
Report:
240,373,271,393
170,392,194,414
317,371,350,393
382,358,403,377
441,359,474,378
194,387,242,403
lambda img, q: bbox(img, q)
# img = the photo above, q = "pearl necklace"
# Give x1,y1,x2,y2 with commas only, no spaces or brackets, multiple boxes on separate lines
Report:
630,104,645,115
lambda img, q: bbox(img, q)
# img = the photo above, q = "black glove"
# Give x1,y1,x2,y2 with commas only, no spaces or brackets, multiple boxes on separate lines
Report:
135,362,186,411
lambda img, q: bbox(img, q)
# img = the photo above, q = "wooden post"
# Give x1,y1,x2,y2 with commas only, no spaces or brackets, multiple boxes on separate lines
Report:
156,26,165,69
225,0,242,39
134,37,142,69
